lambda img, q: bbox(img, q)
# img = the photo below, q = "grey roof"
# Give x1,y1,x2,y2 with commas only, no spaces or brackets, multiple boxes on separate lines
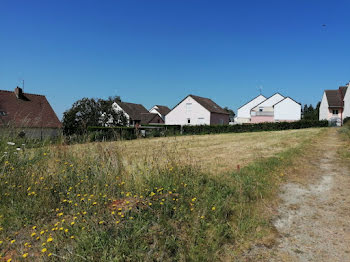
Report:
325,86,348,108
116,101,148,120
189,95,229,114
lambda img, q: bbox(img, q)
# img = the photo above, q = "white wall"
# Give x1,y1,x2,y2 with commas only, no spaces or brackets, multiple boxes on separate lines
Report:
274,98,301,121
237,95,266,120
319,92,329,120
165,96,211,125
343,88,350,120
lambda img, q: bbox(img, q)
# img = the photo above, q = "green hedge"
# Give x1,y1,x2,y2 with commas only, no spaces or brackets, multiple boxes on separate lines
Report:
182,120,328,135
87,126,136,142
86,120,328,142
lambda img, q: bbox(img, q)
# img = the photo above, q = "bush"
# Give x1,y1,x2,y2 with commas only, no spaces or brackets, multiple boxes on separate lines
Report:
343,117,350,125
87,126,136,142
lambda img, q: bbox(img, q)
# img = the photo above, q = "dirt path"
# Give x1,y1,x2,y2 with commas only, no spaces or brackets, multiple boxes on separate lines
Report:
244,129,350,262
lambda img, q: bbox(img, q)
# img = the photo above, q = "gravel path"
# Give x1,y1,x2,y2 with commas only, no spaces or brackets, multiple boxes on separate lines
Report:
243,129,350,262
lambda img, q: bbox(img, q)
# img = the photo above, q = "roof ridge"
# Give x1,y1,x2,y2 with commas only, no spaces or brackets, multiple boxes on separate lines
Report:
0,89,45,97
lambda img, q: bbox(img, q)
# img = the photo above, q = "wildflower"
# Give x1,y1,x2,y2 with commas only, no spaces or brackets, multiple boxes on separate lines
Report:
0,240,3,244
98,221,104,225
7,142,15,145
31,232,36,237
148,202,152,206
64,229,69,233
22,253,28,258
40,230,45,235
116,221,120,224
47,237,53,242
192,197,197,202
58,212,63,217
70,236,75,239
71,222,75,226
10,239,15,244
48,253,52,257
7,259,12,262
16,148,21,151
32,226,37,230
211,206,216,211
41,248,47,253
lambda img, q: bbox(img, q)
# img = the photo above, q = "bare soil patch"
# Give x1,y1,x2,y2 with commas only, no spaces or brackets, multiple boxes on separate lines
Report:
242,128,350,262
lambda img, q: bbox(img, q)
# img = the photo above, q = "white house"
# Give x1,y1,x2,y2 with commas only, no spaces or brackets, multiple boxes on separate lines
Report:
319,84,349,125
236,93,301,123
235,95,266,124
165,94,229,125
149,105,171,120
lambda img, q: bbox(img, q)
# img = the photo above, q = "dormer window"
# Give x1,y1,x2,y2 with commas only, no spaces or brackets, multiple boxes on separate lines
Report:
259,107,263,112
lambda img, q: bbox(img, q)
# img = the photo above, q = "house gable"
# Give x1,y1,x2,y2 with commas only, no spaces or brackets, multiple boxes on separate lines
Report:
165,95,211,125
237,95,266,119
319,92,329,120
273,97,301,121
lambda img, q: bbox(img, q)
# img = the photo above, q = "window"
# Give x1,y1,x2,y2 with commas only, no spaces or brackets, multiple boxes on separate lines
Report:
186,103,192,113
332,109,339,115
187,118,191,124
259,107,263,112
0,111,6,116
220,119,224,125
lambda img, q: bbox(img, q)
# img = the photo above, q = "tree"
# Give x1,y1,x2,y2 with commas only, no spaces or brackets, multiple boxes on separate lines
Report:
62,97,127,135
302,103,320,120
224,107,235,122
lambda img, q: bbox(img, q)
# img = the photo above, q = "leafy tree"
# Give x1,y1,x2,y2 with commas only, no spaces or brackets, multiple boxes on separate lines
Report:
62,97,127,135
224,107,235,122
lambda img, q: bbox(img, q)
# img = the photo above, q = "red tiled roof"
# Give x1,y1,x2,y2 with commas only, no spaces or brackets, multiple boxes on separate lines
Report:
0,88,62,128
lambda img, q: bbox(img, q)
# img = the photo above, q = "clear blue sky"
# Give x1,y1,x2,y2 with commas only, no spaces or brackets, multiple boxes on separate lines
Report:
1,0,350,119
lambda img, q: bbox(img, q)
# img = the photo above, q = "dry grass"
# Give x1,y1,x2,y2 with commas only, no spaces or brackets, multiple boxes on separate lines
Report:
68,128,324,175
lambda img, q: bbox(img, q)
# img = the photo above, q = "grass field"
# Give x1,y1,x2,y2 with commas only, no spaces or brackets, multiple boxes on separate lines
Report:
0,128,325,261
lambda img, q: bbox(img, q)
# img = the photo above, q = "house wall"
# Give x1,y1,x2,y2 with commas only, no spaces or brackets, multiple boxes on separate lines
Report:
274,98,301,121
210,113,229,125
343,88,350,120
165,96,211,125
1,127,61,139
236,95,266,122
234,117,251,124
319,92,329,120
250,116,274,123
327,108,342,119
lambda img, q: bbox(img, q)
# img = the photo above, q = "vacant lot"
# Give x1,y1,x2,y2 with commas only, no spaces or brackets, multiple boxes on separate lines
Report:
72,128,324,175
0,128,326,261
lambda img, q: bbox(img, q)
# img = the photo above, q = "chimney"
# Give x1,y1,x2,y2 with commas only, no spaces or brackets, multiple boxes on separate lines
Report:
14,87,23,99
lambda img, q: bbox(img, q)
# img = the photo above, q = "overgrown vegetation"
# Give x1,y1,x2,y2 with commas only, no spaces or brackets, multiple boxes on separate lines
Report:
0,129,324,261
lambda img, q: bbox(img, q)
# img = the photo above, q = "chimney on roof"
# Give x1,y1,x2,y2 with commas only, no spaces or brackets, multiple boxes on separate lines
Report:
14,87,23,99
